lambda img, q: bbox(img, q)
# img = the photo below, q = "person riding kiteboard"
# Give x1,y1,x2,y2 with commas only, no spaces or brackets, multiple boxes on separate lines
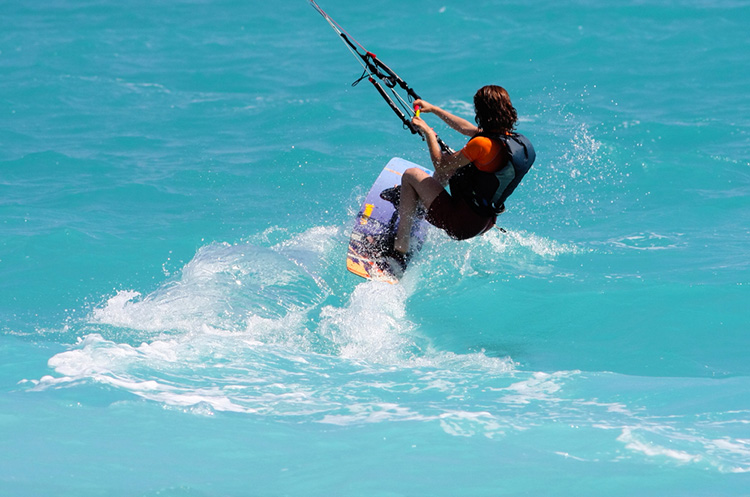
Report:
310,1,535,276
388,86,535,271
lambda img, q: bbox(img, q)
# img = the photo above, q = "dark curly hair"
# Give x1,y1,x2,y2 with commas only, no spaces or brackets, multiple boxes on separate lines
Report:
474,85,517,133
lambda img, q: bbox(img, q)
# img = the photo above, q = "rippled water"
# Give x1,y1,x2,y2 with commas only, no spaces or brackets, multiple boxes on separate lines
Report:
2,0,749,495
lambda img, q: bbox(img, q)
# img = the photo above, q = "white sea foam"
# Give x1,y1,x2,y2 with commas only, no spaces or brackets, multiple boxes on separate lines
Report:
319,280,415,363
607,231,687,251
90,239,329,336
417,226,582,284
31,320,750,474
32,227,510,419
320,403,427,426
618,427,702,463
438,410,505,438
500,371,567,405
29,225,750,474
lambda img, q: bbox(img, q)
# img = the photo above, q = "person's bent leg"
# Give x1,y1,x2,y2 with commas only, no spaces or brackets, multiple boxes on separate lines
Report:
394,168,445,254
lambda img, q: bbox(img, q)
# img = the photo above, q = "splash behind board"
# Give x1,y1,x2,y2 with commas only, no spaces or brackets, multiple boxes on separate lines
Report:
346,157,433,283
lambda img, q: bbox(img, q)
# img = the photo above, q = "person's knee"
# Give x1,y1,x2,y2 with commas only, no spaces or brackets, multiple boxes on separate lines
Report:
403,168,444,208
403,167,428,184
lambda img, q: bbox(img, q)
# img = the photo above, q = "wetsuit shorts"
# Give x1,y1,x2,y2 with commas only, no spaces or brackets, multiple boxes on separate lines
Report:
425,190,496,241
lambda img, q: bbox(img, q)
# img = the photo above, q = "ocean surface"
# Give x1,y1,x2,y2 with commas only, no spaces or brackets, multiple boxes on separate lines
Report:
2,0,749,495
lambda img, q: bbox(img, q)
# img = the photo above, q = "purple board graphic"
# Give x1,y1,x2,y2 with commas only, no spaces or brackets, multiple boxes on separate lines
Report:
346,157,434,283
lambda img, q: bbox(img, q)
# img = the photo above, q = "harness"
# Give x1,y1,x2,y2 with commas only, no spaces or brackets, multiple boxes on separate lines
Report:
449,132,536,217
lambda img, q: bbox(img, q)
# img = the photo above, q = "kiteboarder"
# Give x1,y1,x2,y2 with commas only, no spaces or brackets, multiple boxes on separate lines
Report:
389,85,535,270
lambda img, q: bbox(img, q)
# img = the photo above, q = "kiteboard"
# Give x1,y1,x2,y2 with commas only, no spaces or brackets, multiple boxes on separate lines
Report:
346,157,433,283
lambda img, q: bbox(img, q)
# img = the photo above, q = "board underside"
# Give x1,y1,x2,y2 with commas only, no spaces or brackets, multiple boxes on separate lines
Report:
346,157,433,283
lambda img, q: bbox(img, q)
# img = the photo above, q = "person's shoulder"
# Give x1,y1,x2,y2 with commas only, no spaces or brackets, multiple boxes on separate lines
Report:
461,136,495,163
468,135,493,146
465,135,493,153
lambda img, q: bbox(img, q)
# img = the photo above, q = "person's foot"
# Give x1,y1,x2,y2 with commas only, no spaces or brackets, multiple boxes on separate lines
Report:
379,186,401,207
381,186,425,217
382,249,411,278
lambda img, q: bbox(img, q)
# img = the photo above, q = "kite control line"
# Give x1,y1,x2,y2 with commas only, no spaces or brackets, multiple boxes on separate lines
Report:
310,1,452,154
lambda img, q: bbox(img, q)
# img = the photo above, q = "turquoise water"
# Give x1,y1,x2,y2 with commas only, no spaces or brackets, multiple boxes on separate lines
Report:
2,0,749,495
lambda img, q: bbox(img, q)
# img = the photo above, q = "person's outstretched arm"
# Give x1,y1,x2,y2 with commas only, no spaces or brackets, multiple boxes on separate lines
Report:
413,99,478,137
